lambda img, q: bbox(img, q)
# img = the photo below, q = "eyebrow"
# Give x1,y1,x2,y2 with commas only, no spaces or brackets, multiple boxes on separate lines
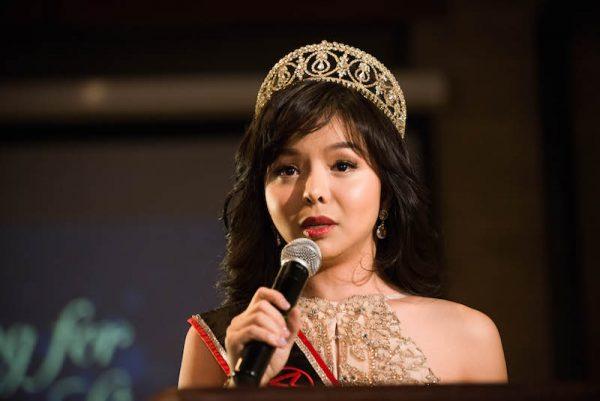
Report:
279,141,361,155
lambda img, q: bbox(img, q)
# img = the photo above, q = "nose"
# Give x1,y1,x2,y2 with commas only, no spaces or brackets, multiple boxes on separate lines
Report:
302,166,329,205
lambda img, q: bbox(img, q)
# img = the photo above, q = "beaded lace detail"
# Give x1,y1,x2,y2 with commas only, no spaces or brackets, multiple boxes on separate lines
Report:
297,294,440,385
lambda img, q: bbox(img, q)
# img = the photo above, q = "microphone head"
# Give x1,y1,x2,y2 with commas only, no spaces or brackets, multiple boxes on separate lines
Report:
280,238,322,277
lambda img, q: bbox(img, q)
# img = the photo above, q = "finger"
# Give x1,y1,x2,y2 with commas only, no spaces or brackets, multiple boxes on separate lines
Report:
228,314,242,330
286,306,303,336
239,325,288,348
250,299,289,336
230,300,289,340
253,287,291,311
249,309,289,339
224,327,245,361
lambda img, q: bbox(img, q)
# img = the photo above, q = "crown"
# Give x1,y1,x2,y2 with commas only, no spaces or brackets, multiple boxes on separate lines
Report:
255,40,407,138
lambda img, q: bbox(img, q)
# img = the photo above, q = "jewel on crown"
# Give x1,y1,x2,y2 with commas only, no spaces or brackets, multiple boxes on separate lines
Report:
255,40,407,138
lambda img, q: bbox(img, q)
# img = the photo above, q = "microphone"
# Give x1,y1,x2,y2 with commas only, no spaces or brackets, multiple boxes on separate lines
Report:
233,238,321,387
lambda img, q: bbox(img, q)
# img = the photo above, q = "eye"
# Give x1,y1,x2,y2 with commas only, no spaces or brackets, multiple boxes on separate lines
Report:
333,160,357,172
274,165,299,176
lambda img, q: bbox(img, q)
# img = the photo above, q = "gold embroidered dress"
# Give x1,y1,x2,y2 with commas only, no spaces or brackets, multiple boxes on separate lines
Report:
297,294,440,385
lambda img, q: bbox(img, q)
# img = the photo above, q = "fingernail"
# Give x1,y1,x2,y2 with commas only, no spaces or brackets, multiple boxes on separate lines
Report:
278,337,287,346
283,301,291,310
282,327,290,337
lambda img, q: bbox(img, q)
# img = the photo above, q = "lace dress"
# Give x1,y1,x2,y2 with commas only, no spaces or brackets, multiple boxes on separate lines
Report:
297,293,440,386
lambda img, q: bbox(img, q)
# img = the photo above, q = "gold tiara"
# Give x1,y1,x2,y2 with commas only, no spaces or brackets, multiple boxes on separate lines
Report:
255,40,407,138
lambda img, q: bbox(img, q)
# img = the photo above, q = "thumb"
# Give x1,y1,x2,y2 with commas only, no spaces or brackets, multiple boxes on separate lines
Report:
287,306,303,338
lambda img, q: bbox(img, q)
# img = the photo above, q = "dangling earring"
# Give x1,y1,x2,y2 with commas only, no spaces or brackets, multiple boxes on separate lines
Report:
376,209,388,240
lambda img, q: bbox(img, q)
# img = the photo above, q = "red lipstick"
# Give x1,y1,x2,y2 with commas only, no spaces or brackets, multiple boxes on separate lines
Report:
301,216,336,227
300,216,337,239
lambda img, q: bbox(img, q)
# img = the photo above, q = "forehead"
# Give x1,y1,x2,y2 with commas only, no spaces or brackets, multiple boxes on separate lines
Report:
279,117,364,155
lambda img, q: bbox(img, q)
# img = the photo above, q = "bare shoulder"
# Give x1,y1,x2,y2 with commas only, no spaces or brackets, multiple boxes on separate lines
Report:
454,302,503,343
423,297,499,334
390,295,508,383
396,295,498,331
447,300,507,382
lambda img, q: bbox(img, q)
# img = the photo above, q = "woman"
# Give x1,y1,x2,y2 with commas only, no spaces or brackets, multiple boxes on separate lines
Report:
178,41,508,388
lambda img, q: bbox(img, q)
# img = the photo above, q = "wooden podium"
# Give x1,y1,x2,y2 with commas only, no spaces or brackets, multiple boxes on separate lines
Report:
154,383,598,401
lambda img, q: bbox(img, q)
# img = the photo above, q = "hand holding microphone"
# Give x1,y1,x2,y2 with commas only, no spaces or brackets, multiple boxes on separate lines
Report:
224,238,321,387
224,287,301,386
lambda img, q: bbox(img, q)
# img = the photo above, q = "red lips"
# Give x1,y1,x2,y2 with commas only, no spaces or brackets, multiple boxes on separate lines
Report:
300,216,336,228
300,216,337,239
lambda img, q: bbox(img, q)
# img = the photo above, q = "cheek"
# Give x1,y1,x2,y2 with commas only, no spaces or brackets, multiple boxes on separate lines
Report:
337,173,381,219
264,186,280,222
265,184,296,227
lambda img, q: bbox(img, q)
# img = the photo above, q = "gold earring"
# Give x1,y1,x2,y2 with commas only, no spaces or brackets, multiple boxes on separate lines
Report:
376,209,388,240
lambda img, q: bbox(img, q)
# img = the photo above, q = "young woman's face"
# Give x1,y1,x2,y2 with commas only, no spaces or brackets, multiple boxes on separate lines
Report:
264,117,382,264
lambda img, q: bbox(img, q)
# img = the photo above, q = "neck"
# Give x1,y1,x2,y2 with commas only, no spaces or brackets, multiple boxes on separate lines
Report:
301,243,404,301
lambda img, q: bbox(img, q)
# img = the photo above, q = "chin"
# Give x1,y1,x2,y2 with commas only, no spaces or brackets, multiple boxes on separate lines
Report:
284,233,352,261
307,238,344,262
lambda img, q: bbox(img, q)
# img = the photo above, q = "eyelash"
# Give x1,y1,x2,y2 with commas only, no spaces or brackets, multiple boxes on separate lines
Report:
273,160,358,176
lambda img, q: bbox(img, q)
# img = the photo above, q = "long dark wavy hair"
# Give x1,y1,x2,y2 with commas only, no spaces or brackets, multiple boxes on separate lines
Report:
219,80,442,305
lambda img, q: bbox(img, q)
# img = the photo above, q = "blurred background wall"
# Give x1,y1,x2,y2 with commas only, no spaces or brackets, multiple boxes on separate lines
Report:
0,1,598,400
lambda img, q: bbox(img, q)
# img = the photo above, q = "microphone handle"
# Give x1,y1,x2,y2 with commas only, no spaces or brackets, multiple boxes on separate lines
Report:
233,260,309,386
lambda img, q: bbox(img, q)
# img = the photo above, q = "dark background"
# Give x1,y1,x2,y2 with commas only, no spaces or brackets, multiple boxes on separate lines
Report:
0,1,598,400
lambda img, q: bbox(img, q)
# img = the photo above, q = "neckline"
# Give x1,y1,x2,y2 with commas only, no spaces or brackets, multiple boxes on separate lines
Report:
299,292,405,304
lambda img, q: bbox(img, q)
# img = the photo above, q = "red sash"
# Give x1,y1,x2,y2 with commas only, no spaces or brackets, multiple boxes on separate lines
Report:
188,313,339,387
